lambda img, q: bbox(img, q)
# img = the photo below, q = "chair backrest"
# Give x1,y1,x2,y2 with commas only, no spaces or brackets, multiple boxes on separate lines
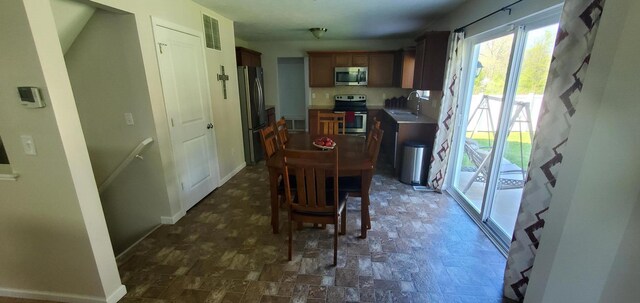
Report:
366,116,381,150
282,148,339,215
318,112,345,135
367,127,384,168
259,125,278,160
275,117,289,147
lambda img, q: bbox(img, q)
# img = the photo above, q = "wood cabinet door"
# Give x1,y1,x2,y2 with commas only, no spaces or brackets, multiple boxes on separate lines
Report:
253,54,262,67
413,31,449,90
309,54,335,87
368,53,395,87
334,54,351,67
352,54,369,67
401,50,416,89
413,39,426,89
236,47,262,67
422,32,449,90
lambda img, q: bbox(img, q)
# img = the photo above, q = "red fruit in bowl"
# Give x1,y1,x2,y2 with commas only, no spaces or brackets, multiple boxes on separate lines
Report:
325,142,333,147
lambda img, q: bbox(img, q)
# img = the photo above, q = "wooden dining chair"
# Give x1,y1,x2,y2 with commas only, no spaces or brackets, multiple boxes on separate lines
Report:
339,127,384,230
275,117,289,148
260,124,293,206
317,112,345,135
366,116,381,150
259,124,278,160
282,147,347,266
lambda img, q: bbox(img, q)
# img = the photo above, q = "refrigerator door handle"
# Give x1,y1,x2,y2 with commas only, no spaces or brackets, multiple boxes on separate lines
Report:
243,69,253,128
256,77,264,113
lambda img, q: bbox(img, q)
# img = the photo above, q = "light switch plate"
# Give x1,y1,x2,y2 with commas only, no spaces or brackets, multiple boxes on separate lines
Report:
20,135,36,156
124,113,134,125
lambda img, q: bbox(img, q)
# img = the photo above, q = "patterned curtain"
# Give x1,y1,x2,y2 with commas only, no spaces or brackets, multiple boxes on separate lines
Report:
427,32,465,191
504,0,605,301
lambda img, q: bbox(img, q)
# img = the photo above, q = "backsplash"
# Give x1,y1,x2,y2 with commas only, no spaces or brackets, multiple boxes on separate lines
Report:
310,87,413,106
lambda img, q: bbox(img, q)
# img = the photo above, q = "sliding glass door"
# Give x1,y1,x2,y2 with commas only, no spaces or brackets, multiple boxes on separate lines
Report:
448,14,559,250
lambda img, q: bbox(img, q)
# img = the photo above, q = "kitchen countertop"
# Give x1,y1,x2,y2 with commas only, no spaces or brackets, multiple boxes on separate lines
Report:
308,105,334,110
382,108,438,124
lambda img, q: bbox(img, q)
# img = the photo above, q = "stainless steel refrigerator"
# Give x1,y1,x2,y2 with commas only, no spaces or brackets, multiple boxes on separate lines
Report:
238,66,267,165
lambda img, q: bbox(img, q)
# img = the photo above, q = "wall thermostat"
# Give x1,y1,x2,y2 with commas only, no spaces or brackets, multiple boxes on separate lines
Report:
17,87,46,108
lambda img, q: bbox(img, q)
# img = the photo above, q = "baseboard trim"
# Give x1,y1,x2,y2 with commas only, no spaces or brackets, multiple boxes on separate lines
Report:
160,210,185,224
115,224,163,260
106,285,127,303
219,162,246,185
0,284,126,303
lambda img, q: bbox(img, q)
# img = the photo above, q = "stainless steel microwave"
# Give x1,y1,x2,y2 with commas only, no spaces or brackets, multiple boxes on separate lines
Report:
335,67,368,86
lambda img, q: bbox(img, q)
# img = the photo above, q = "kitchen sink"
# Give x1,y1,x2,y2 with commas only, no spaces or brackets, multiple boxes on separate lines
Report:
389,110,418,117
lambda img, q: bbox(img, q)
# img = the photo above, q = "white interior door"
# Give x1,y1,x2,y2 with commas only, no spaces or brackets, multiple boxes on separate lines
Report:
154,22,220,211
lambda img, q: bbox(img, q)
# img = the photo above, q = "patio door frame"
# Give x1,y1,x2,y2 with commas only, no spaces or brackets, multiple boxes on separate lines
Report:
445,7,562,254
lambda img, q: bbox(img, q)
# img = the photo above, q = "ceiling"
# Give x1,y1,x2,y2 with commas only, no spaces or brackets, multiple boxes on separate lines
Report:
193,0,467,41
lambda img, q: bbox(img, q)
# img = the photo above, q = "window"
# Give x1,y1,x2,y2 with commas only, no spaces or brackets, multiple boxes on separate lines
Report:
202,14,221,50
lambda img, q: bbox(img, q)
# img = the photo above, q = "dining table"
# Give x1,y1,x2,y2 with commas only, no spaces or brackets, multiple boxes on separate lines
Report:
266,132,374,239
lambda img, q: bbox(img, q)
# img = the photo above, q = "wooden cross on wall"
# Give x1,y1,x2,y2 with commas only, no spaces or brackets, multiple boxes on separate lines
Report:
217,65,229,99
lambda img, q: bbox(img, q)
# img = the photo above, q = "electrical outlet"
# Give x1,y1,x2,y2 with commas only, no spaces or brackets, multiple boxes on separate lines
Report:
325,93,329,99
382,93,387,99
312,93,316,99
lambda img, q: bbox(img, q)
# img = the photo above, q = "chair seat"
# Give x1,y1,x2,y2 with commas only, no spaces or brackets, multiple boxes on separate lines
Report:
292,191,348,216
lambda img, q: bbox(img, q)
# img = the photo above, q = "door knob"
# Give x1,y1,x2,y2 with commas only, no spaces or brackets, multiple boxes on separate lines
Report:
206,123,213,129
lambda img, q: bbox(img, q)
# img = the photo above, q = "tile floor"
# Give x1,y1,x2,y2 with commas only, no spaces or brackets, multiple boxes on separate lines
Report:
1,161,515,303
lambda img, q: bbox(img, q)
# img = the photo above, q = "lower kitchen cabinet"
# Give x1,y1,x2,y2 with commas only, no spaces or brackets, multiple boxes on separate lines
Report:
266,106,276,126
379,110,437,176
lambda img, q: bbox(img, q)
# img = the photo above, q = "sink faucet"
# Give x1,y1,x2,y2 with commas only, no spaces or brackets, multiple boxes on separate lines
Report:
408,90,423,115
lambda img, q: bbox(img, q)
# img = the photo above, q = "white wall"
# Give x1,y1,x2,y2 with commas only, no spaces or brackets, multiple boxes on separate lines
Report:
524,0,640,302
235,37,251,49
50,0,96,54
63,9,170,255
85,0,246,218
1,0,246,300
248,39,414,118
0,1,123,301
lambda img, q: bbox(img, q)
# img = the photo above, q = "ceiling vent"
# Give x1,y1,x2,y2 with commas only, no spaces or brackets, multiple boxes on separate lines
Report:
203,14,221,50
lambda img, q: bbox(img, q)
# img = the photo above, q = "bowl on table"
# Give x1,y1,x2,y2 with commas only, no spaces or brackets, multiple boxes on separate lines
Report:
312,137,336,150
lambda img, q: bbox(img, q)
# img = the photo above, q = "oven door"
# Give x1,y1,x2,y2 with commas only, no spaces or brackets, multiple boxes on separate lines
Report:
335,111,367,134
335,67,368,86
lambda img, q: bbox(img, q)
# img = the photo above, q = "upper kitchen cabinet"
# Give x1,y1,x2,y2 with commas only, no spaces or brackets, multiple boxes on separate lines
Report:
393,49,416,89
308,53,335,87
236,47,262,67
413,31,450,90
368,52,395,87
334,53,369,67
